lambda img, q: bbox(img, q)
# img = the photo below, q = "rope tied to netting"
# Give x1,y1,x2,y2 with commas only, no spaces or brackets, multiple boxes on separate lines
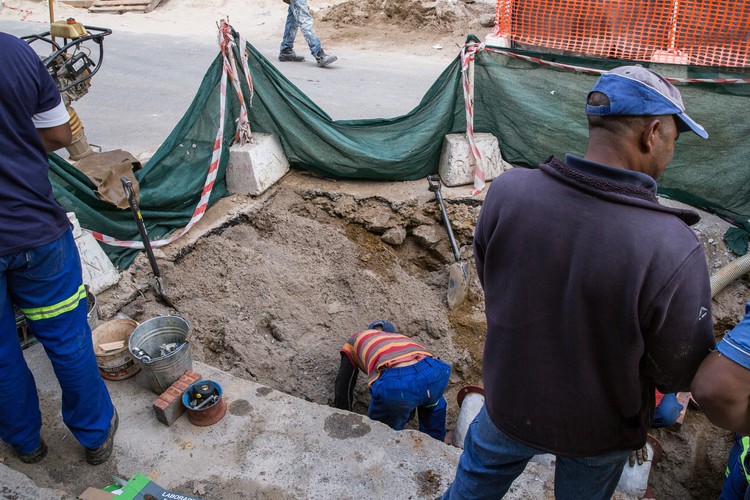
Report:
480,46,750,84
461,40,487,196
218,19,254,145
92,21,251,249
459,39,747,195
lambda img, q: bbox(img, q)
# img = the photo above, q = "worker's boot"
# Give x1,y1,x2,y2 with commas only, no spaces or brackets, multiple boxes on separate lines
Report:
85,408,119,465
278,48,305,62
315,49,337,67
17,439,48,464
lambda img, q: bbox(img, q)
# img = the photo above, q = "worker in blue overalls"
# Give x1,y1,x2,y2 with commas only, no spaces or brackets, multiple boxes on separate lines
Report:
0,32,117,465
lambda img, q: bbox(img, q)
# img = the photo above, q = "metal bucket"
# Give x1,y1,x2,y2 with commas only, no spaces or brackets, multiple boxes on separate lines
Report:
85,285,101,332
128,315,193,394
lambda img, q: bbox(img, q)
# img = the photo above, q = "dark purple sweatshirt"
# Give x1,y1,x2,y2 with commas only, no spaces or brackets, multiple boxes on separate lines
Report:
474,155,715,456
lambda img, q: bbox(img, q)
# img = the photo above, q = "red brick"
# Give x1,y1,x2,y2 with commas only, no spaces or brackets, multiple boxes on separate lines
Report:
166,387,182,398
152,370,202,426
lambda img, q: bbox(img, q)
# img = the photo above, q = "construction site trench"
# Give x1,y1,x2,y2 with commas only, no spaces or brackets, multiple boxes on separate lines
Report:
94,171,750,500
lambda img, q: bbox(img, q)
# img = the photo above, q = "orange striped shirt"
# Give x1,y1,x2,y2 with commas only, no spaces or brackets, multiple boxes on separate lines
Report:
341,330,432,385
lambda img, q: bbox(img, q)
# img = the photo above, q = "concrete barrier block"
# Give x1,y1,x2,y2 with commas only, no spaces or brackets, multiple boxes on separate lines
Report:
226,133,290,196
438,133,513,187
67,212,120,295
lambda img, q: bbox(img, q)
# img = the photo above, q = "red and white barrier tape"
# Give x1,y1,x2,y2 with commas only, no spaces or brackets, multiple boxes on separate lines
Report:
221,23,254,145
461,42,486,195
92,20,250,249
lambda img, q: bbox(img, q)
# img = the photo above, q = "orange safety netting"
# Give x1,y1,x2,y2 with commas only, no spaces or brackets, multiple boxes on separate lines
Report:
494,0,749,68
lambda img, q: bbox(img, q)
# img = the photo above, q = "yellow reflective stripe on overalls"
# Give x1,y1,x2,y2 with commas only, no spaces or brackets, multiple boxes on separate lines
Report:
20,285,86,321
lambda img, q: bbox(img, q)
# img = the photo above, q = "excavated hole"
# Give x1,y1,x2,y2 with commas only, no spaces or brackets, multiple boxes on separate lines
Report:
112,182,738,499
116,185,484,426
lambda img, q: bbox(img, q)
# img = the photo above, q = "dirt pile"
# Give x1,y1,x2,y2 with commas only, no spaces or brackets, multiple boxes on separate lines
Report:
321,0,486,31
107,178,485,421
315,0,496,52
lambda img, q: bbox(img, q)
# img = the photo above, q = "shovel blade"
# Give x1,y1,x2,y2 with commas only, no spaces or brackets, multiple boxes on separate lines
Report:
447,261,470,309
154,277,179,311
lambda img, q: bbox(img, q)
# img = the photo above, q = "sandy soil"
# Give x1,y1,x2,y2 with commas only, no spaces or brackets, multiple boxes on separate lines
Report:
3,0,749,498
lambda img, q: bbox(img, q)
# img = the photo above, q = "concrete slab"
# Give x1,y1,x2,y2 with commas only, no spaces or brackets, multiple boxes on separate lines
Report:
4,344,459,498
1,342,634,499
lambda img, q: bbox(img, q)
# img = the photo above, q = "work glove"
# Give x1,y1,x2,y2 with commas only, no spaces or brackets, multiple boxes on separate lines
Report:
652,393,684,428
628,445,648,467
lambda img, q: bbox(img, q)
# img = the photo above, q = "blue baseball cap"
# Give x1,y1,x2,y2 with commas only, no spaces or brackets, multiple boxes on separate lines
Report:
368,320,397,333
586,65,708,139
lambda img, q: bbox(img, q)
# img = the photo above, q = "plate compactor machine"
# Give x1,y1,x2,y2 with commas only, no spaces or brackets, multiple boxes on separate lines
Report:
22,19,111,161
23,19,142,210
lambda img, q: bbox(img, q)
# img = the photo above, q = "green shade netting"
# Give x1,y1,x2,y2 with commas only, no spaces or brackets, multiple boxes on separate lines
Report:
49,34,750,270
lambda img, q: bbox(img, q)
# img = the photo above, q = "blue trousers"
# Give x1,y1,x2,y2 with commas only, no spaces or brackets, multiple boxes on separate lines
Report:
721,436,750,500
0,229,114,454
368,357,451,441
280,0,322,57
443,406,630,500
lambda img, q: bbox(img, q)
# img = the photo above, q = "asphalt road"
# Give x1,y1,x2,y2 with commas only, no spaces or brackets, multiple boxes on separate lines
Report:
1,19,451,156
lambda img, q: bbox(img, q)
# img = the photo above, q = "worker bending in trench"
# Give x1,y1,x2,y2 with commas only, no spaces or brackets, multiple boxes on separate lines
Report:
333,320,451,441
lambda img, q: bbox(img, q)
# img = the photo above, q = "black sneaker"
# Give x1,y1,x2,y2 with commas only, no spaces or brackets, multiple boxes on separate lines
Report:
278,48,305,62
18,439,48,464
85,409,118,465
315,49,337,67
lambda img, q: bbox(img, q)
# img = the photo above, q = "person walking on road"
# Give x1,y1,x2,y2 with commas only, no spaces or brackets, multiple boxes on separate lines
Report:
333,320,451,441
279,0,337,67
0,32,117,466
443,65,715,499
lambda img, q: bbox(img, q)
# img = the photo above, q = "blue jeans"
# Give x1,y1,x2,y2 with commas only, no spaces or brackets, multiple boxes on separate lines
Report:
280,0,322,57
0,229,114,454
368,357,451,441
443,406,630,500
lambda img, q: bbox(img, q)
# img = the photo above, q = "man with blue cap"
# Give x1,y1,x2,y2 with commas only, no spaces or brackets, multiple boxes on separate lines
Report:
442,65,715,499
333,319,451,441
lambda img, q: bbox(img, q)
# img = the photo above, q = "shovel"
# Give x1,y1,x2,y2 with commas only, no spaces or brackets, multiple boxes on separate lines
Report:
427,175,470,309
121,177,179,311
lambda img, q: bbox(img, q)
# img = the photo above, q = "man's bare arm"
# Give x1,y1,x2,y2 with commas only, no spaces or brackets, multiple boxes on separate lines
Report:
37,122,72,153
692,351,750,434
